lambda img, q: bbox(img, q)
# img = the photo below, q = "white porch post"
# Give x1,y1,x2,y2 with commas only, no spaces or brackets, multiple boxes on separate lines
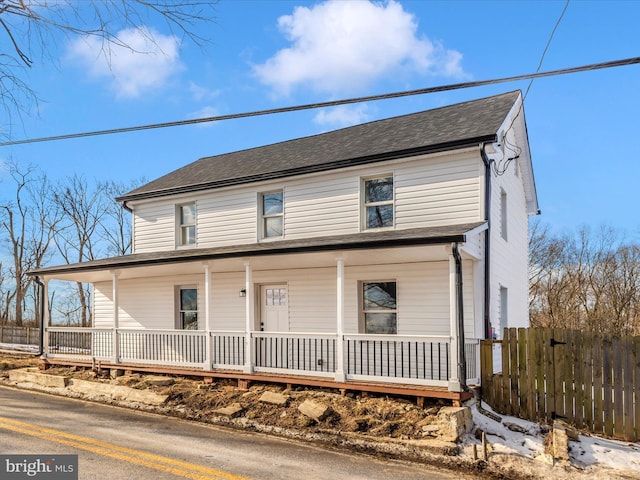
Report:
244,261,254,373
203,262,212,371
111,271,120,364
43,278,50,355
335,256,346,382
448,248,461,392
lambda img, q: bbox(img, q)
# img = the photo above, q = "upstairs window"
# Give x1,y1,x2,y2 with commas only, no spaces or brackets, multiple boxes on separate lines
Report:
177,203,196,247
363,175,394,230
361,281,397,334
177,286,198,330
261,190,283,239
500,189,508,241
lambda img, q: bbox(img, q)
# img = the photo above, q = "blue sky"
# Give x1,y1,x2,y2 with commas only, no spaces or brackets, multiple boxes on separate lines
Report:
1,0,639,237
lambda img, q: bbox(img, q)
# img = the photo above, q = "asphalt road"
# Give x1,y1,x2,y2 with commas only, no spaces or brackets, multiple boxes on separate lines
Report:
0,385,474,480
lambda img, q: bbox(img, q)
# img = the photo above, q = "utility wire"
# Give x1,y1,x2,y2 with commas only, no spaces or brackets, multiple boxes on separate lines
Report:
524,0,571,100
492,0,570,176
0,56,638,148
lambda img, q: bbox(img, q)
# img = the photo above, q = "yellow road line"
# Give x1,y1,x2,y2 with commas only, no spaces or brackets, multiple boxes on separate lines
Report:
0,416,248,480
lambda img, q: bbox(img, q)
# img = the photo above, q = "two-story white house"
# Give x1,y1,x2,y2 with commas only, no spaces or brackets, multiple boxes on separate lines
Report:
31,90,538,403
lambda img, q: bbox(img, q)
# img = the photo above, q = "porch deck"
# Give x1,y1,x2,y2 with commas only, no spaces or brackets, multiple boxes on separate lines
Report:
43,327,479,404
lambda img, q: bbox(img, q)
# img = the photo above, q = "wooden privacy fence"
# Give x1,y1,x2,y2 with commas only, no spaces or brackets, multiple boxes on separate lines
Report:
481,328,640,442
0,326,40,345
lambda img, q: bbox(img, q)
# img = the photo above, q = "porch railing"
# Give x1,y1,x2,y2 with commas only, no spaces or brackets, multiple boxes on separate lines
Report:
45,327,480,388
344,334,451,386
253,332,336,376
119,330,206,367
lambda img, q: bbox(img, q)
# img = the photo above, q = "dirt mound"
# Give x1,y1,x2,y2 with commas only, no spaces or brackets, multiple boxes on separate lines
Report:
36,362,449,441
0,353,39,371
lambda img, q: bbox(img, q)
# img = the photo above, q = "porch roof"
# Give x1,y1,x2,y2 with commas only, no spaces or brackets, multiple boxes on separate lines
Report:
29,222,485,280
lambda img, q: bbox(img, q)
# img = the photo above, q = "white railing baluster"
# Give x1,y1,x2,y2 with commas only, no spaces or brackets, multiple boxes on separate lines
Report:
43,327,479,387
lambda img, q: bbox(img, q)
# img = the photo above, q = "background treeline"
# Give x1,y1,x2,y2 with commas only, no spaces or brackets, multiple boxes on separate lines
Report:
529,219,640,335
0,161,142,327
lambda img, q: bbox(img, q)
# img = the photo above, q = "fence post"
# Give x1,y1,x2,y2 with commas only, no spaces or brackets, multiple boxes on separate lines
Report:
480,340,494,406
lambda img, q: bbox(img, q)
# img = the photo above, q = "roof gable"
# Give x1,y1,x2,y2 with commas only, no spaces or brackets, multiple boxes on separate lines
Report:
119,91,521,202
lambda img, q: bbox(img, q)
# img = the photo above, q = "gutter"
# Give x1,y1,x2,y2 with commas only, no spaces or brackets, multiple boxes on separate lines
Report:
33,276,45,357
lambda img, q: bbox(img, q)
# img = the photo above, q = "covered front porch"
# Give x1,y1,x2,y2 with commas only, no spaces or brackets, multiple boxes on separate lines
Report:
34,224,486,401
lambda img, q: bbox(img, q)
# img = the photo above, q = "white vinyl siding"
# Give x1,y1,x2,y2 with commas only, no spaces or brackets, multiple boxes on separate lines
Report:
284,176,360,239
94,275,203,329
197,192,257,247
344,262,476,337
92,260,476,339
132,202,176,253
395,152,482,229
252,268,337,333
489,126,530,330
130,149,483,253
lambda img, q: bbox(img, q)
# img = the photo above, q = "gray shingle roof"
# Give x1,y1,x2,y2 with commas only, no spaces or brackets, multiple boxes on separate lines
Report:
118,91,521,202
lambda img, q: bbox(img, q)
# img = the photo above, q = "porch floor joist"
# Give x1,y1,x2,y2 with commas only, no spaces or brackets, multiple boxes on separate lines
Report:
40,358,473,405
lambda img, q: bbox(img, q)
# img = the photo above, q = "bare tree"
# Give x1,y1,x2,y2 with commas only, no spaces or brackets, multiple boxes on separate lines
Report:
529,221,640,335
53,175,107,326
0,260,9,323
0,1,216,128
100,179,145,256
0,162,60,325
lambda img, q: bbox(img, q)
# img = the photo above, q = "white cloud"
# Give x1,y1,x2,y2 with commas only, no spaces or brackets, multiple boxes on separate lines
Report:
253,0,466,97
188,82,221,102
188,105,221,128
313,104,372,128
67,27,183,99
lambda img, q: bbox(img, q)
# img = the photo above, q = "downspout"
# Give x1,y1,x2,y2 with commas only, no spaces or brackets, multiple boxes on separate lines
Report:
480,143,492,340
34,276,45,357
452,243,467,389
477,143,503,422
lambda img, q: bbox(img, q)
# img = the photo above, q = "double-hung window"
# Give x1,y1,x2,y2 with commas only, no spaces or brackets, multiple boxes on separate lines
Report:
177,286,198,330
363,175,394,230
177,203,196,247
361,281,397,334
261,190,283,239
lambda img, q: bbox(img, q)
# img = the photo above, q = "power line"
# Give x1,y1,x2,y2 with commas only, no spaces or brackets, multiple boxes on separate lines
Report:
492,0,571,176
1,56,638,148
524,0,571,100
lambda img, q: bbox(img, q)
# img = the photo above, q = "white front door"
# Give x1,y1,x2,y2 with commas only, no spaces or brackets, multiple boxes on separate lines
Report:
260,285,289,332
